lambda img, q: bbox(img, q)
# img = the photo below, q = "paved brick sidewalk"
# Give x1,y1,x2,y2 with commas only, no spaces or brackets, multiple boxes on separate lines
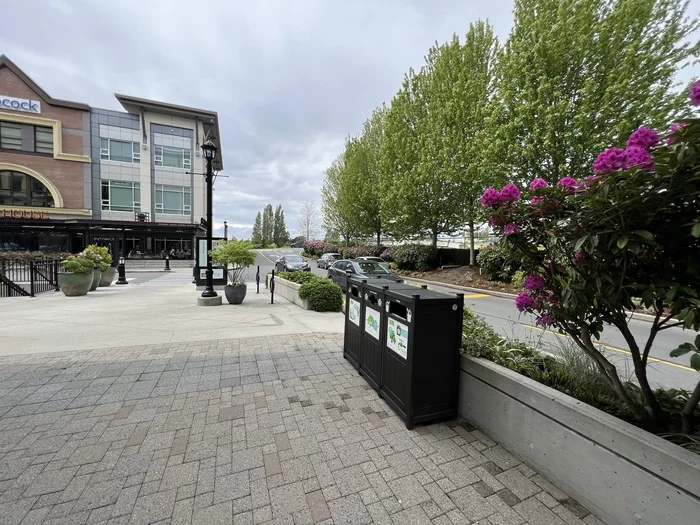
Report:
0,334,604,525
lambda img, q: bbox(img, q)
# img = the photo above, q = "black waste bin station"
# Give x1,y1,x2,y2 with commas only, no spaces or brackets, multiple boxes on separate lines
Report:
343,277,417,385
381,287,464,429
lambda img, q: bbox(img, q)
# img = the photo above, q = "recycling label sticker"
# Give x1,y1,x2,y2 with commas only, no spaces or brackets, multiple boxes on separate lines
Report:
348,299,360,327
387,317,408,359
364,308,381,340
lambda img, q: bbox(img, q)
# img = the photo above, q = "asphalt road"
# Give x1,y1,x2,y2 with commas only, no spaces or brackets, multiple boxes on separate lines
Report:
253,249,698,390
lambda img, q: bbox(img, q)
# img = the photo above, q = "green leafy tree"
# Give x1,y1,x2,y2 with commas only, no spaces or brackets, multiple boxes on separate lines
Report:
273,205,289,246
262,204,274,246
251,212,263,246
344,107,386,246
322,153,358,246
491,0,699,185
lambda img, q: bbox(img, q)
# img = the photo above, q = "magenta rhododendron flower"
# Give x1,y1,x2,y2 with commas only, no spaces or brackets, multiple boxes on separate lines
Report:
626,127,659,150
626,146,654,171
536,313,554,328
530,196,545,205
593,147,628,174
690,80,700,106
499,183,521,202
503,223,520,235
529,178,548,190
557,177,578,192
574,251,584,262
480,187,501,208
515,292,539,311
488,215,501,227
524,274,546,291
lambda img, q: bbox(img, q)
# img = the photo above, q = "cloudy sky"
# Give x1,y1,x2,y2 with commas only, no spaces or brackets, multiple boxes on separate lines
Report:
3,0,698,240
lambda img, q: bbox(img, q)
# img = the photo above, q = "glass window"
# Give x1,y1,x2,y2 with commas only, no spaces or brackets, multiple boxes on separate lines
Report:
0,122,23,150
154,145,191,169
100,138,140,163
101,180,140,212
34,127,53,154
0,170,54,207
155,184,191,215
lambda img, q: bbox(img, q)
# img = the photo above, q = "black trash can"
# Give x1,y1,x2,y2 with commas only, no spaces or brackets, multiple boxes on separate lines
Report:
343,279,363,369
380,287,464,429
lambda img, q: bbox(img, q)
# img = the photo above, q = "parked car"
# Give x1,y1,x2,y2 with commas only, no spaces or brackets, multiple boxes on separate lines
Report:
275,254,311,272
327,259,403,291
290,239,305,248
356,256,392,272
318,253,341,269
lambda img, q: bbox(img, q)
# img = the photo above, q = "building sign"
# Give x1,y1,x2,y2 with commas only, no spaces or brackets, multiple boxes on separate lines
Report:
1,209,48,219
0,95,41,113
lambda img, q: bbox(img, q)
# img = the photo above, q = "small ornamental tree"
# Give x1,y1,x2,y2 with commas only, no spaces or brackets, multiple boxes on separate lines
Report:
482,82,700,433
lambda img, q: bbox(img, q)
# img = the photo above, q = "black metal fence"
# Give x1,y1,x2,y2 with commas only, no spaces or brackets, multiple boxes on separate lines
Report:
0,259,60,297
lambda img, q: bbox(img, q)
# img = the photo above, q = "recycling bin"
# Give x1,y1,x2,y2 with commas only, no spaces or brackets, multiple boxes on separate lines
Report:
343,277,417,382
380,287,464,429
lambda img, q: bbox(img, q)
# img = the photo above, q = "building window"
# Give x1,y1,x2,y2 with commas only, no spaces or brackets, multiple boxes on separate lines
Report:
154,145,191,169
0,121,53,154
155,184,191,215
0,170,55,207
101,180,140,212
100,138,140,163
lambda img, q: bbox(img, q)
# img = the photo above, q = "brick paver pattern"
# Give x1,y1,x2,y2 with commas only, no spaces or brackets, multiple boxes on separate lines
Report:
0,334,605,525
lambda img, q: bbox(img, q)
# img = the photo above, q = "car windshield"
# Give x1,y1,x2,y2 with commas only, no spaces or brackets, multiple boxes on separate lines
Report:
287,256,303,263
362,257,383,263
357,262,389,274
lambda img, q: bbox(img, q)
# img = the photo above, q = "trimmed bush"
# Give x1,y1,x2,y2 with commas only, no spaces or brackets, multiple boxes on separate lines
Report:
391,244,437,271
298,278,343,312
511,269,526,289
277,271,316,285
476,242,520,281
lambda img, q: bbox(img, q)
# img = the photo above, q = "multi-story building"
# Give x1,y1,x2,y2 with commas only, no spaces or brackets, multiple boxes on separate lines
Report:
0,55,222,261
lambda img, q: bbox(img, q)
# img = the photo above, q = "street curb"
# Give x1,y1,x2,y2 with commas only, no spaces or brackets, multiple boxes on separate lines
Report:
403,275,661,324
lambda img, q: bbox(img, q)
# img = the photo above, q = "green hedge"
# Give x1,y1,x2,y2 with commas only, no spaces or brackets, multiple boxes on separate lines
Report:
276,271,316,284
476,243,521,281
298,278,343,312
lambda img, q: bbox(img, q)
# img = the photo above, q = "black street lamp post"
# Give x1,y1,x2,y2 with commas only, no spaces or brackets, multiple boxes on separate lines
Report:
201,139,218,298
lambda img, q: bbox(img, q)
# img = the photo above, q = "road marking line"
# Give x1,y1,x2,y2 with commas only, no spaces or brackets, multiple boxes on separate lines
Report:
464,293,490,299
522,323,695,372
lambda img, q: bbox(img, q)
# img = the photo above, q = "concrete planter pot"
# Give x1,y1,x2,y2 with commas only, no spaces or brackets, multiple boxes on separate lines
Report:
273,277,312,310
458,355,700,525
89,270,103,291
98,267,117,287
224,284,247,304
57,272,92,297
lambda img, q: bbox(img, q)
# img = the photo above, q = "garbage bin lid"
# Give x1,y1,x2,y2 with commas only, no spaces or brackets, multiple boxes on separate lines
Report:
385,287,459,301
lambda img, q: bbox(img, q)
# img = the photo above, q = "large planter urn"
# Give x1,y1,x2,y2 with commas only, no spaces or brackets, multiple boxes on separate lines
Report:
98,267,117,287
57,272,92,297
89,270,103,291
224,284,247,304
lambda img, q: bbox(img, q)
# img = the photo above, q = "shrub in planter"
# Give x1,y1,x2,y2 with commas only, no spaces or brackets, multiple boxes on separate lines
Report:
298,278,343,312
481,84,700,433
277,271,316,285
391,244,437,271
210,240,256,304
58,255,94,297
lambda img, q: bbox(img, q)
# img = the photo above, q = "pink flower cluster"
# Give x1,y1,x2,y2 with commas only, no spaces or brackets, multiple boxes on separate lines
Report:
557,177,578,192
515,292,539,311
592,147,628,174
593,125,662,174
691,79,700,106
524,274,546,291
536,313,555,328
503,223,520,235
480,184,522,209
529,178,548,190
626,126,659,150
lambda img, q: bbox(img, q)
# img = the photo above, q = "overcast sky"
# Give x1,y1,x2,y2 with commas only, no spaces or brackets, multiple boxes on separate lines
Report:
3,0,698,241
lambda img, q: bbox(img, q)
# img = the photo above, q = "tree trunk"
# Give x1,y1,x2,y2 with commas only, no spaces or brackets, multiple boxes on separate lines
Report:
469,220,476,265
431,231,438,250
681,379,700,434
377,230,381,247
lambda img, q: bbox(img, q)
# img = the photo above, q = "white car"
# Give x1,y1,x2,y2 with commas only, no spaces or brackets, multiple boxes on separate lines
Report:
356,256,392,272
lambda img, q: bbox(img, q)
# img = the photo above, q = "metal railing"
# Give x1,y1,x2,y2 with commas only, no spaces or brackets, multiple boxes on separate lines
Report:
0,259,60,297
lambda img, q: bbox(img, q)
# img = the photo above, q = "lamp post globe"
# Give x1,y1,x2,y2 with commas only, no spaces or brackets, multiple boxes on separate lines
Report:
201,139,218,298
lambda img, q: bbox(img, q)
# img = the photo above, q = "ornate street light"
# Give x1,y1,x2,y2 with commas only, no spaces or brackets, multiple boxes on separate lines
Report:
201,139,218,298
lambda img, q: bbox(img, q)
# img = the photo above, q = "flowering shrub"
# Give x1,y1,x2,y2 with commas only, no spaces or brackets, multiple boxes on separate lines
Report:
391,244,437,271
84,245,112,272
60,254,95,274
481,83,700,432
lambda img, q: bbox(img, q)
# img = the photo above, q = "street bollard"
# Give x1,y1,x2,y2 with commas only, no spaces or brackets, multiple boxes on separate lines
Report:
270,270,275,304
164,255,171,271
116,256,128,285
256,266,260,294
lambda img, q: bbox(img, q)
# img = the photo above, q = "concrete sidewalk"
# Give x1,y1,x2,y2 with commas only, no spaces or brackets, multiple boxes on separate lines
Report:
0,269,343,356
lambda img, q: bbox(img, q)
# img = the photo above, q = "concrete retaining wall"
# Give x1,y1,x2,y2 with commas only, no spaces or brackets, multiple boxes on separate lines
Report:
458,355,700,525
273,277,311,310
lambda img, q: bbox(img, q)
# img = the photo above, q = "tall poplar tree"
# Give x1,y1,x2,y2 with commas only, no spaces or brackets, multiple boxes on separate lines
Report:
262,204,274,246
251,212,263,246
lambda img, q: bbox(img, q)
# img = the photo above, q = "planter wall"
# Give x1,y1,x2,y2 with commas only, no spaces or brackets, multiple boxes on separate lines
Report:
273,277,312,310
458,355,700,525
99,267,117,287
57,272,92,296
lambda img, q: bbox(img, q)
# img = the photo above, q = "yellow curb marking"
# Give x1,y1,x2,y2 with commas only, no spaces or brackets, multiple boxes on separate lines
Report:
522,323,695,372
